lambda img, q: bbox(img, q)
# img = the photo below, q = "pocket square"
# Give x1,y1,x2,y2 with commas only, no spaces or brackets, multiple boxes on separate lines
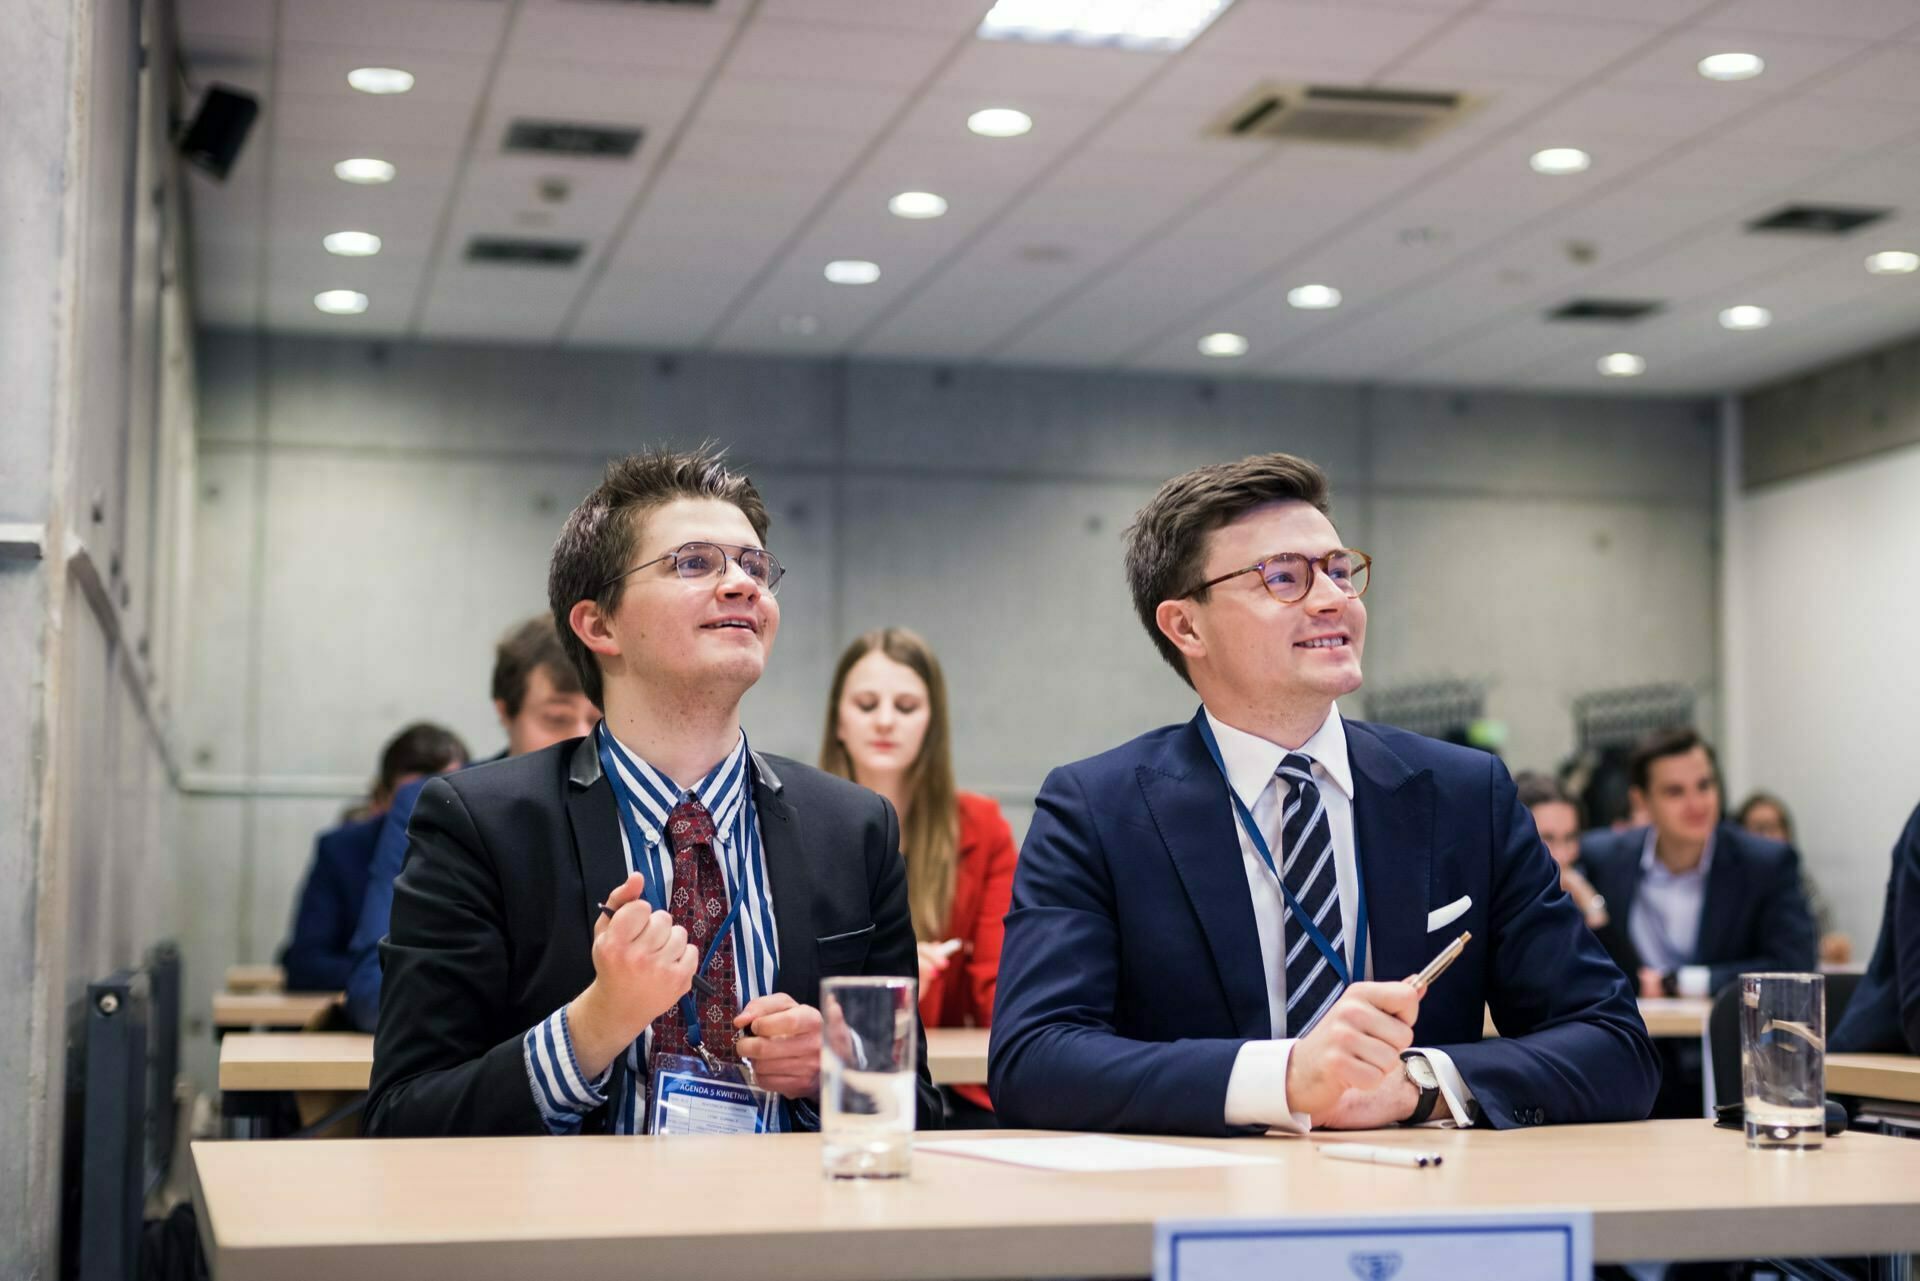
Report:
1426,895,1472,932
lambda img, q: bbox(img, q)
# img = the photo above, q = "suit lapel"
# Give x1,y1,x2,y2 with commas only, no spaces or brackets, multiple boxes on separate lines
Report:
1345,722,1432,988
1692,826,1742,964
1137,715,1271,1040
754,765,819,1004
565,737,630,927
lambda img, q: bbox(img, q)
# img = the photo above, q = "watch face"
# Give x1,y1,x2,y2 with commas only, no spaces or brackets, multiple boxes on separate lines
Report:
1404,1054,1439,1090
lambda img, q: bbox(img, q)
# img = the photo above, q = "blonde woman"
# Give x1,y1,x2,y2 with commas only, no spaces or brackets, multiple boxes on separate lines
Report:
821,628,1016,1126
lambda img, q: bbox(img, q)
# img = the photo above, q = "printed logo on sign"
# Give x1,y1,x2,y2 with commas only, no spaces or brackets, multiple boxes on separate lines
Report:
1348,1252,1403,1281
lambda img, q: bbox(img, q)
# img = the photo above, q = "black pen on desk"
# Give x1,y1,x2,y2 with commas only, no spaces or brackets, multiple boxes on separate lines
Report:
596,901,720,999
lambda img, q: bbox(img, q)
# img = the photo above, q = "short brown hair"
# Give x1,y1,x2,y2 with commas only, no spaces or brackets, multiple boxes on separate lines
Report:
1514,770,1580,821
1628,726,1718,792
374,721,468,805
1124,452,1332,685
492,615,581,717
548,446,771,707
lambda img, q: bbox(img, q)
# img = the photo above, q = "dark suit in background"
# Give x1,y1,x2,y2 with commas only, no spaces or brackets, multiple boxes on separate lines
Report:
364,736,940,1137
279,815,383,992
990,713,1659,1136
1831,801,1920,1054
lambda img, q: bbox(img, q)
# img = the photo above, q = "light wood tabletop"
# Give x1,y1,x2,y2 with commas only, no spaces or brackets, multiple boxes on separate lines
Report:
221,1033,373,1093
212,992,342,1030
225,964,286,993
1827,1053,1920,1105
925,1026,988,1086
1482,997,1711,1040
190,1120,1920,1279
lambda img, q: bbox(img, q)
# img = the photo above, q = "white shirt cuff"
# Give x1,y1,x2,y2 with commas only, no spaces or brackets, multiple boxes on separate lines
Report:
1409,1047,1476,1127
522,1005,612,1134
1676,965,1712,998
1224,1038,1312,1133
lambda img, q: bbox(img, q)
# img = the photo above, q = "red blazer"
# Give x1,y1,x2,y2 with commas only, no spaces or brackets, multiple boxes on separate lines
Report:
919,792,1017,1111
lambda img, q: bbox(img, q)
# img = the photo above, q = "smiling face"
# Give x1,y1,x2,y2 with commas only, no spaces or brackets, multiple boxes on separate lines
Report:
593,496,780,699
834,650,932,786
1159,500,1366,724
1636,746,1721,848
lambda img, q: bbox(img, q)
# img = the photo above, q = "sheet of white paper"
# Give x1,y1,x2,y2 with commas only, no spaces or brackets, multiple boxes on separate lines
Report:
916,1136,1282,1173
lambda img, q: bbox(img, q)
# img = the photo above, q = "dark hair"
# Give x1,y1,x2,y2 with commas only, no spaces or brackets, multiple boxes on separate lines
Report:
1514,770,1581,823
547,446,772,707
1735,790,1795,843
373,722,468,806
492,614,582,717
1628,726,1718,792
1123,452,1333,685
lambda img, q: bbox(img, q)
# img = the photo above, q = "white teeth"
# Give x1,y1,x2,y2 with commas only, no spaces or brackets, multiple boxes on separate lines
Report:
1298,637,1345,648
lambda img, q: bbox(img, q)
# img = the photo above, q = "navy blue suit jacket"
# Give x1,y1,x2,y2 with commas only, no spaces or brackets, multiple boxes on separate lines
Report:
1831,801,1920,1054
990,712,1659,1136
1579,823,1816,995
343,776,433,1031
280,815,383,992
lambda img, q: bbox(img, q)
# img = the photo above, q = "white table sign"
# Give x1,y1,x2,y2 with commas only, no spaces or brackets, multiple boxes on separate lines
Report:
1156,1209,1593,1281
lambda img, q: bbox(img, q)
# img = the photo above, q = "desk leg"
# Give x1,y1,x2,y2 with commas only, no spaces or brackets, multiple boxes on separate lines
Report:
1764,1257,1912,1281
1873,1254,1913,1281
222,1090,275,1140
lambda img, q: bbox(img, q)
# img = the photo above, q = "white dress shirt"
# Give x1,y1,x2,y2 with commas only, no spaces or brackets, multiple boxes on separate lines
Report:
1208,706,1477,1131
1630,827,1716,998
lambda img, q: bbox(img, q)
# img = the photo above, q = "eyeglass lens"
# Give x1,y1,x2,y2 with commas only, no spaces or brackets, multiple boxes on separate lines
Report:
671,542,783,592
1261,551,1367,603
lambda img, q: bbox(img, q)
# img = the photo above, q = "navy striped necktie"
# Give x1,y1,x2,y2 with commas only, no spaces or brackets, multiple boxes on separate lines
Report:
1277,752,1345,1037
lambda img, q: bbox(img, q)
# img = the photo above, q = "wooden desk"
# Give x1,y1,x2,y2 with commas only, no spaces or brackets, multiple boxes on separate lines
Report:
212,992,341,1030
925,1027,987,1086
1482,997,1711,1040
225,964,286,993
1828,1053,1920,1105
191,1120,1920,1279
220,1034,373,1093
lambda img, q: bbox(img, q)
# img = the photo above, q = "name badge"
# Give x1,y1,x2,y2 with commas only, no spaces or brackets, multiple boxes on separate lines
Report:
649,1054,778,1136
1156,1210,1592,1281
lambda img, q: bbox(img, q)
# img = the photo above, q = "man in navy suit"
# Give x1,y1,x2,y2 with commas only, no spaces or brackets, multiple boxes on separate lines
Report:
1580,728,1816,1115
1831,799,1920,1054
990,452,1658,1136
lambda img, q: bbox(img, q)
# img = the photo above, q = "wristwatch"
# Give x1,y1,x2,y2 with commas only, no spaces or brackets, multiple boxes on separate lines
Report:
1400,1051,1441,1126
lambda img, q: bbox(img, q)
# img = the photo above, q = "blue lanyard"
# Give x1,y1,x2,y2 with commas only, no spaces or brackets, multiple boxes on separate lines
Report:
1196,713,1366,989
596,726,747,1049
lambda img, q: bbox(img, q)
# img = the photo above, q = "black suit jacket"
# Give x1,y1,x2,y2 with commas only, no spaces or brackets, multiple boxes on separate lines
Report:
1580,823,1816,993
364,735,941,1136
1831,800,1920,1054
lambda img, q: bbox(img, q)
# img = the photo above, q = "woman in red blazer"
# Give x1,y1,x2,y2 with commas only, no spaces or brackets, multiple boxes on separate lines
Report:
820,627,1017,1127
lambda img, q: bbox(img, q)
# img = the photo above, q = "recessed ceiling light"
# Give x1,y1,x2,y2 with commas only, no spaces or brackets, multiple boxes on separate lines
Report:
824,259,880,285
347,66,414,95
1287,284,1342,310
888,191,949,219
978,0,1236,52
1198,332,1248,358
1718,304,1771,330
322,231,382,257
314,289,369,315
1697,52,1764,82
334,157,395,184
967,107,1033,138
1865,250,1919,275
1529,147,1591,176
1597,352,1645,377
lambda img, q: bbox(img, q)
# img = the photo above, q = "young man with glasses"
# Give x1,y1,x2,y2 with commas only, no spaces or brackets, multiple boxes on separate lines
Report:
365,448,938,1137
990,452,1658,1135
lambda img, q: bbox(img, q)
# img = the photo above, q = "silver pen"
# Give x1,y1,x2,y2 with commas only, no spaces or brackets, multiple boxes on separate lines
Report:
1320,1142,1443,1169
1407,930,1471,992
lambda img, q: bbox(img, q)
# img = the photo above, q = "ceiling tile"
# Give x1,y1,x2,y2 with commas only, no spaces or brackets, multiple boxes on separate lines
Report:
509,0,744,70
727,19,958,88
933,38,1169,103
1391,13,1668,82
1697,0,1920,42
281,0,511,56
756,0,990,33
1610,29,1868,92
1819,44,1920,105
275,44,492,103
1197,2,1459,73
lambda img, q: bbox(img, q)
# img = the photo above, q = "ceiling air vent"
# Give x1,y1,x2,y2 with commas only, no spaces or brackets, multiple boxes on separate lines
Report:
504,119,643,159
1547,298,1664,322
465,237,586,267
1211,83,1478,149
1746,204,1891,235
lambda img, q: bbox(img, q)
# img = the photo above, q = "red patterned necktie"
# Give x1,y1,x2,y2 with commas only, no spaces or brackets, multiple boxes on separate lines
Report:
648,795,743,1064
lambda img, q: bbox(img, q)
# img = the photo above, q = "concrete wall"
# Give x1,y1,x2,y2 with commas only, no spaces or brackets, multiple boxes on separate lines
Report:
183,332,1720,1090
1,0,198,1273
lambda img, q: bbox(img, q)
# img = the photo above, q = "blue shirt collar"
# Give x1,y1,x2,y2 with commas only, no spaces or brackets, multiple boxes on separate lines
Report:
598,722,751,840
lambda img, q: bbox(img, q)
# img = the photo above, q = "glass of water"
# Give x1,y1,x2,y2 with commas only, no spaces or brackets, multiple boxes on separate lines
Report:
820,975,917,1179
1740,972,1825,1151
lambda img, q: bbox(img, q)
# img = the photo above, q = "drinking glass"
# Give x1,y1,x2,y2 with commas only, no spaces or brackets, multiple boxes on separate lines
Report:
1740,972,1825,1151
820,975,917,1178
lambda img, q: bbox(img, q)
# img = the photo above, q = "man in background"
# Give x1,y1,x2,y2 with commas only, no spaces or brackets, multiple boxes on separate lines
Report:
341,617,599,1030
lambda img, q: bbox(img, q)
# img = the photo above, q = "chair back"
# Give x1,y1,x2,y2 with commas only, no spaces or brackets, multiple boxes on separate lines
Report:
1708,970,1863,1107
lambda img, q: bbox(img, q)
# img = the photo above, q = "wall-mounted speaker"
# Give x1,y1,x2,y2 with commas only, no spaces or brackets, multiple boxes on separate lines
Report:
178,85,258,181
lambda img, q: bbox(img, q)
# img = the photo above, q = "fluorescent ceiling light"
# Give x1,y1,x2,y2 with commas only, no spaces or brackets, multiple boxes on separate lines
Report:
824,260,880,285
1718,305,1771,330
1697,52,1764,82
978,0,1235,52
1529,147,1591,176
1865,250,1919,275
1597,352,1645,377
1287,284,1341,310
322,231,382,257
967,107,1033,138
1198,332,1248,358
334,157,395,184
888,191,949,219
314,290,369,315
348,66,414,94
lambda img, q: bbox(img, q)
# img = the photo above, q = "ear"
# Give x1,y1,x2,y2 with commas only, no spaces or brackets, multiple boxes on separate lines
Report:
1627,785,1646,811
569,597,621,660
493,698,511,729
1154,598,1208,665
